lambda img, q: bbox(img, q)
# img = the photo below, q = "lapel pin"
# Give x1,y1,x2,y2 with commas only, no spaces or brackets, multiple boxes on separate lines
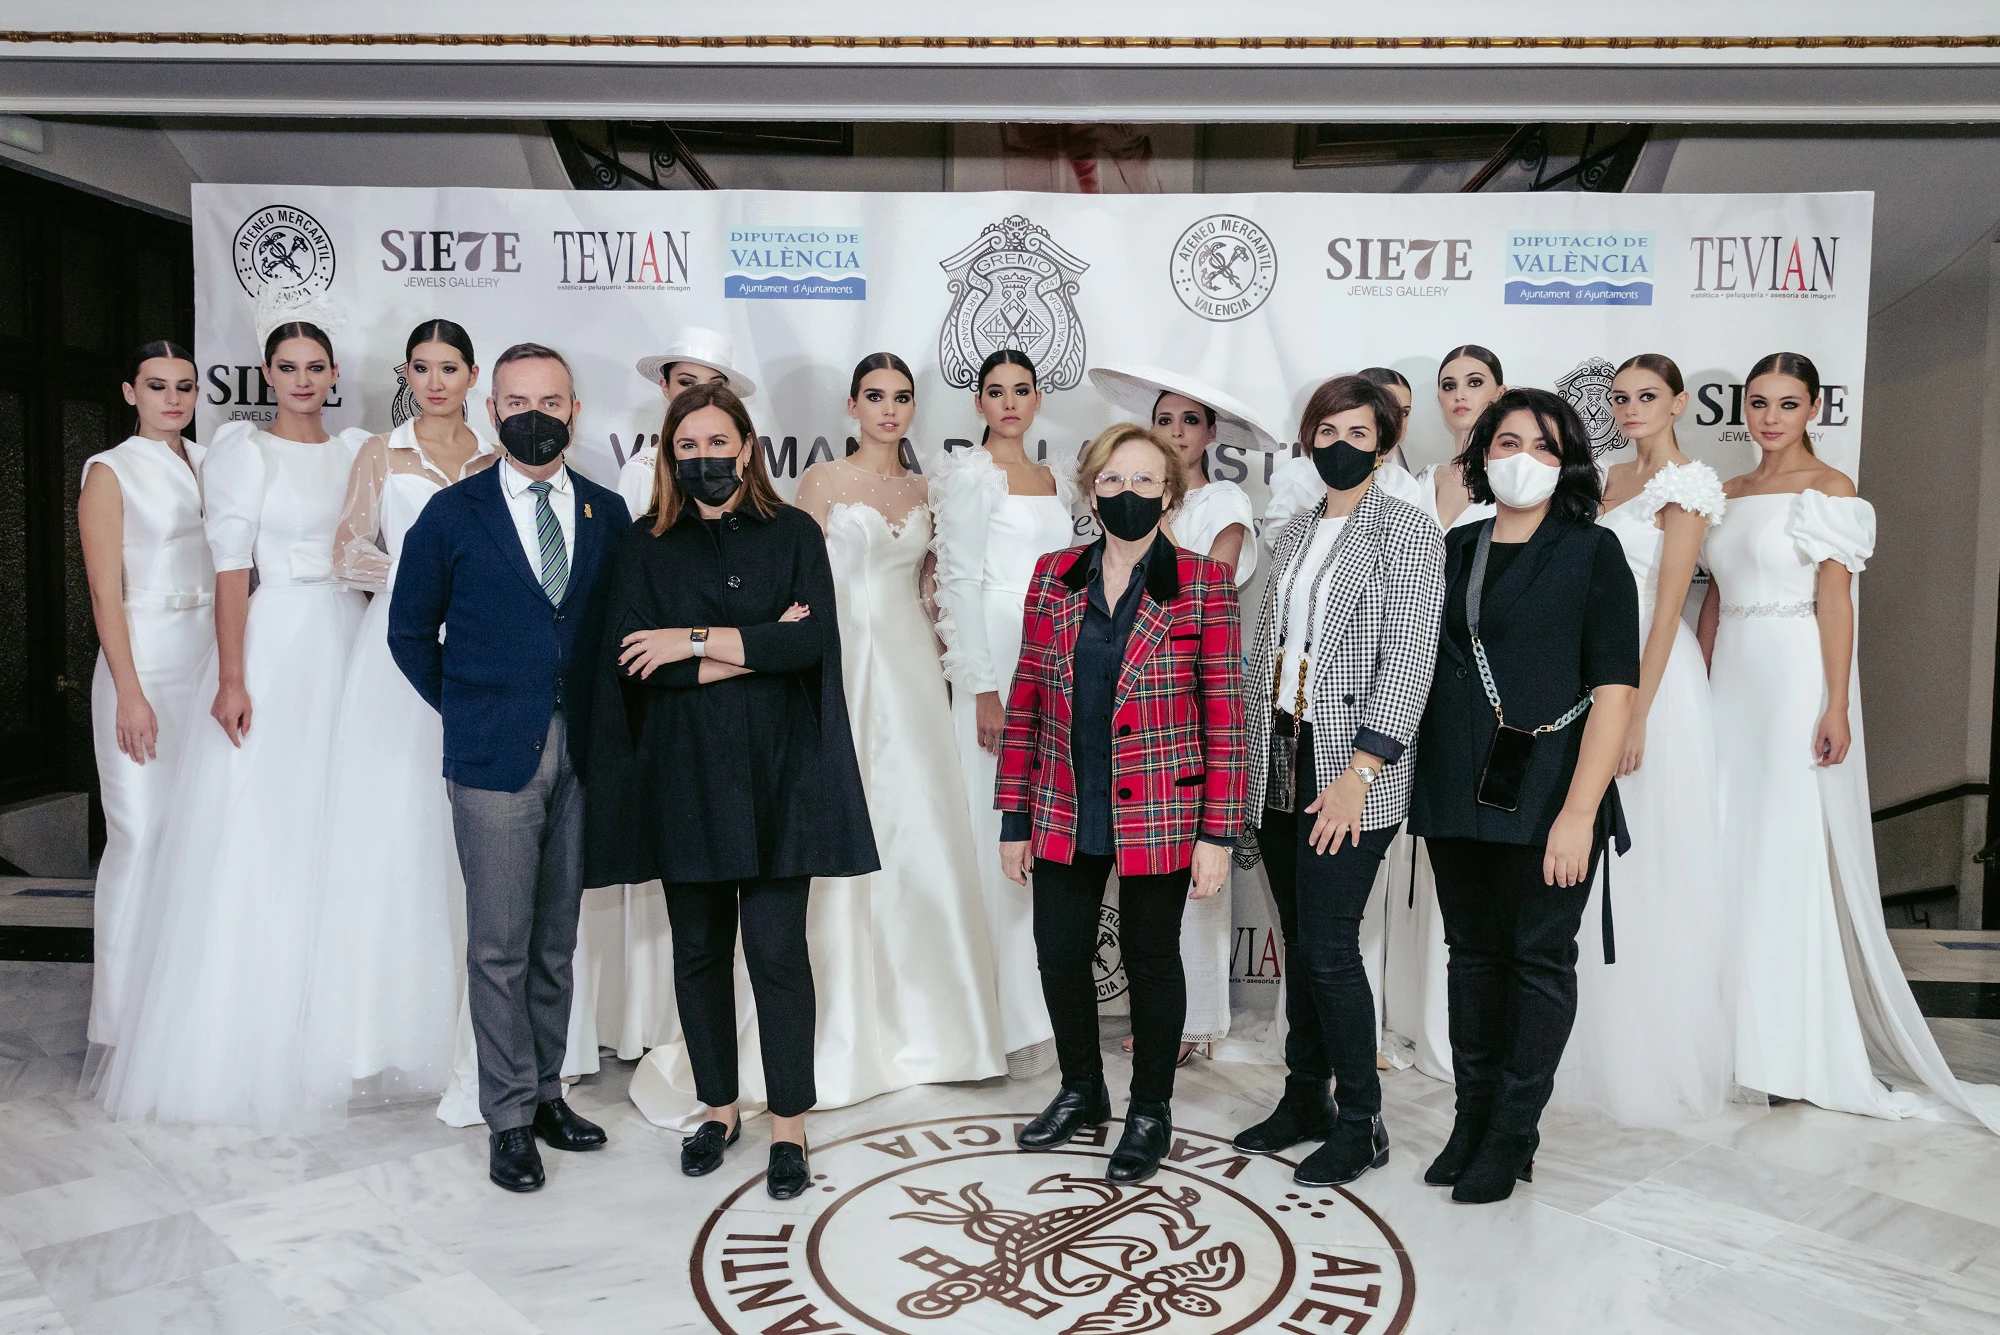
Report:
584,503,593,519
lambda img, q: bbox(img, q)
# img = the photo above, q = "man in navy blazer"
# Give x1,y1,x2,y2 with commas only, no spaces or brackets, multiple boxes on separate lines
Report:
390,342,630,1192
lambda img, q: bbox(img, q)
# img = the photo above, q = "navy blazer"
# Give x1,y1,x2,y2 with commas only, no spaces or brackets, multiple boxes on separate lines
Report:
389,462,630,793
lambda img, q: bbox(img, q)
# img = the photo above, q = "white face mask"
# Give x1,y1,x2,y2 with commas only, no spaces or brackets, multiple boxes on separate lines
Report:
1485,450,1561,509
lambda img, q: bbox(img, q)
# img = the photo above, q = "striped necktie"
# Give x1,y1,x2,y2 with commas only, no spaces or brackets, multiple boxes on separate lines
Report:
526,479,570,605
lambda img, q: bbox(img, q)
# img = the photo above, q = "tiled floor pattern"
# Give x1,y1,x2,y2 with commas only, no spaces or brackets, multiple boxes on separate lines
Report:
1,951,1998,1332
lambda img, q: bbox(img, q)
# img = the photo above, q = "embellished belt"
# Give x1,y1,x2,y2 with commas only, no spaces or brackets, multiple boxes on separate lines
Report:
125,590,213,610
1720,599,1816,620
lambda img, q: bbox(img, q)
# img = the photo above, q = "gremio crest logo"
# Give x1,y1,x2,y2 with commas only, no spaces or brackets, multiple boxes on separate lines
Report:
938,215,1090,391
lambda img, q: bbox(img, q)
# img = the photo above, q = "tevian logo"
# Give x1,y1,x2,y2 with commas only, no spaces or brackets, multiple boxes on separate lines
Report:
690,1115,1415,1335
231,204,334,299
550,229,692,290
1687,235,1839,298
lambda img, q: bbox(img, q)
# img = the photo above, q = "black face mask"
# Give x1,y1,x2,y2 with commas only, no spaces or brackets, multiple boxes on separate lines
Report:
676,456,743,508
496,409,570,468
1312,438,1378,491
1097,490,1164,542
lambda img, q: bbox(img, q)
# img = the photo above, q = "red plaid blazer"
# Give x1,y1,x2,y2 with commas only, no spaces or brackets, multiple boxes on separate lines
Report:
996,534,1246,877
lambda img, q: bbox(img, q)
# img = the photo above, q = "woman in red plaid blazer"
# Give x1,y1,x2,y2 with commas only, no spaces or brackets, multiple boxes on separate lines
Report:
996,423,1246,1186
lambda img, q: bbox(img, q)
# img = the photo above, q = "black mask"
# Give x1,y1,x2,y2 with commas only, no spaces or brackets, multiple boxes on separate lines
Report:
1097,490,1164,542
676,456,743,508
496,409,570,468
1313,439,1378,491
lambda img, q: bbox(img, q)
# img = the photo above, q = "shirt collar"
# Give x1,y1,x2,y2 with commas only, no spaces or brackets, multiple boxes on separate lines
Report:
500,457,572,498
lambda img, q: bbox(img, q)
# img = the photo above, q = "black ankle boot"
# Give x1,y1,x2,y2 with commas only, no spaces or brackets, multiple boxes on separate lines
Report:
1423,1106,1491,1186
1451,1129,1538,1204
1017,1077,1112,1149
1295,1114,1389,1188
1107,1100,1172,1184
1233,1076,1338,1154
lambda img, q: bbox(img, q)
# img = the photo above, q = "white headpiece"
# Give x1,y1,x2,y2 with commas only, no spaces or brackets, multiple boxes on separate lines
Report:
253,284,347,355
1087,362,1287,453
635,326,757,398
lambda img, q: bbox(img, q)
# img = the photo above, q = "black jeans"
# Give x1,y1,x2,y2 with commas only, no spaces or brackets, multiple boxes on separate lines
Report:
1032,854,1190,1104
1259,724,1397,1121
1427,838,1597,1137
661,876,816,1119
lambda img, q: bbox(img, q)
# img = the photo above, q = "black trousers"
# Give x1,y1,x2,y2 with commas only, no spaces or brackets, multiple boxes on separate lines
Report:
661,876,816,1118
1259,725,1398,1121
1427,838,1597,1137
1033,854,1190,1104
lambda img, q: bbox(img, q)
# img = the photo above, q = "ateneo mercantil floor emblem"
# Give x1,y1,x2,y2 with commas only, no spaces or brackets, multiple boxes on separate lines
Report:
691,1114,1414,1335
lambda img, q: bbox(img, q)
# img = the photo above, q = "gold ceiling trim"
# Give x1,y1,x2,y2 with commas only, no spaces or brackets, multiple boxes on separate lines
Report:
0,31,1997,52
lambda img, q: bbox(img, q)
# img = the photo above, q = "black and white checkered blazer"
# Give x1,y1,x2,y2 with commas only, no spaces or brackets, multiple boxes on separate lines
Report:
1243,479,1446,831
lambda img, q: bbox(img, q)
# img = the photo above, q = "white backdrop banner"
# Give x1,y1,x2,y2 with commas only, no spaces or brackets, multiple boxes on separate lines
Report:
191,183,1874,1042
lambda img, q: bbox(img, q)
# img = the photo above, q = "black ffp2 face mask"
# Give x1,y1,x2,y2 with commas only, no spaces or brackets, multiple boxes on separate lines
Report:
1097,490,1164,542
676,455,744,508
497,409,570,468
1312,438,1378,491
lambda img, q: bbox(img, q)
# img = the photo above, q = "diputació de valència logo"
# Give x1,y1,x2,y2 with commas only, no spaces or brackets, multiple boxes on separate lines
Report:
726,226,866,300
1505,230,1653,306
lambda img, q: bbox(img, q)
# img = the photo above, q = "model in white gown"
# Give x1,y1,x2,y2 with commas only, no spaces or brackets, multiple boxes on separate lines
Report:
1553,462,1734,1123
302,419,495,1111
82,432,213,1047
932,445,1076,1071
100,419,369,1128
1707,491,2000,1131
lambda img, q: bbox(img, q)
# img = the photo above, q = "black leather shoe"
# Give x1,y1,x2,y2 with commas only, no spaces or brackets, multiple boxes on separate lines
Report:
533,1098,607,1152
1424,1108,1491,1186
1234,1076,1338,1154
1016,1078,1112,1149
1295,1115,1389,1188
489,1126,545,1193
1107,1100,1172,1184
681,1119,741,1177
1451,1129,1538,1204
767,1141,810,1200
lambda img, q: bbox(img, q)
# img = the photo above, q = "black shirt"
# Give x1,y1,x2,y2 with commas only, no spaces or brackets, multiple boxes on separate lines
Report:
1443,535,1640,696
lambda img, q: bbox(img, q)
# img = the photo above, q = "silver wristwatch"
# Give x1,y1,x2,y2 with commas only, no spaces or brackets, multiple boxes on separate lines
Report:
1350,761,1381,785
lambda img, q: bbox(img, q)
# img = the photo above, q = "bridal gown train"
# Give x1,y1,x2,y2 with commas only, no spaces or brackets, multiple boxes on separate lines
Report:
932,446,1077,1068
1707,489,2000,1131
1554,461,1734,1124
99,422,369,1129
304,422,495,1112
83,435,213,1048
626,467,1009,1127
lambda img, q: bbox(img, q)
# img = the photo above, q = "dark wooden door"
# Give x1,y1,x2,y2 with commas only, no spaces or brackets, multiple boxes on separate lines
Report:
0,163,193,819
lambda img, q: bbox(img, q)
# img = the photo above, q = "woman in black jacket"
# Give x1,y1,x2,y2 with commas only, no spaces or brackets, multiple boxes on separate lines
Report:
584,381,878,1201
1408,387,1638,1203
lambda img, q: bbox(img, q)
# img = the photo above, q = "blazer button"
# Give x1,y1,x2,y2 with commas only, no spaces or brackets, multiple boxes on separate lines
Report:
727,575,742,589
532,739,543,750
727,517,741,530
1118,787,1132,800
1342,693,1355,705
1456,667,1466,679
1118,724,1132,736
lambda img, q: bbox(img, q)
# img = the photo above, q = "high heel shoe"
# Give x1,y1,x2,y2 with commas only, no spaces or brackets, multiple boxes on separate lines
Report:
1423,1108,1490,1186
1450,1129,1538,1204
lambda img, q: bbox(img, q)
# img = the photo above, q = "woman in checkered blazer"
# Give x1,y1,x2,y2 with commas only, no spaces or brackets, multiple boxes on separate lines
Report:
1233,375,1447,1190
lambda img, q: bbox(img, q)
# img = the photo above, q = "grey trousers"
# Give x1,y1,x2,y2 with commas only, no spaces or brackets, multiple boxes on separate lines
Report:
446,713,584,1133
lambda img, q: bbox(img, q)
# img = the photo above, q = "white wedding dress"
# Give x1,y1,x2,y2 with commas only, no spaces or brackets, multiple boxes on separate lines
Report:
84,435,213,1048
303,423,495,1112
99,422,369,1129
1707,490,2000,1131
1555,462,1734,1124
932,446,1077,1067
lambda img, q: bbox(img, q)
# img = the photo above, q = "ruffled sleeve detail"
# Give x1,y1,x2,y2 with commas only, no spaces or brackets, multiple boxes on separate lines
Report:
1263,455,1321,533
335,426,373,459
1637,460,1727,526
927,447,1009,691
1181,481,1258,585
201,422,265,574
1787,489,1876,573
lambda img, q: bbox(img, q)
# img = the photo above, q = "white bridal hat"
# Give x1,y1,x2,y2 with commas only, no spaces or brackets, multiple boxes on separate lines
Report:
634,327,758,397
1087,361,1286,453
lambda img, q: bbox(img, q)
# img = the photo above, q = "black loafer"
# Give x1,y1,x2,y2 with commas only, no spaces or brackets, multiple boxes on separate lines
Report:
681,1119,741,1177
767,1141,810,1200
1017,1078,1113,1150
1106,1100,1172,1184
489,1126,545,1193
533,1098,607,1152
1295,1114,1390,1188
1234,1076,1338,1154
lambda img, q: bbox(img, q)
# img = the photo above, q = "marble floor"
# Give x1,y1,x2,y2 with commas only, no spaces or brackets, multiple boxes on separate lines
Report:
3,958,2000,1333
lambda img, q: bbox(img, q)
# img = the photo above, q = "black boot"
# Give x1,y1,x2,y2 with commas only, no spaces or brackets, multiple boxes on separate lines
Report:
1451,1129,1538,1204
1423,1106,1491,1186
1233,1076,1338,1154
1106,1100,1172,1184
488,1126,545,1193
1295,1114,1389,1188
1017,1077,1112,1149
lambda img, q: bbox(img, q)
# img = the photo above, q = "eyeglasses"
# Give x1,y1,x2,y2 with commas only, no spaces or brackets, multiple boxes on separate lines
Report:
1093,471,1166,498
